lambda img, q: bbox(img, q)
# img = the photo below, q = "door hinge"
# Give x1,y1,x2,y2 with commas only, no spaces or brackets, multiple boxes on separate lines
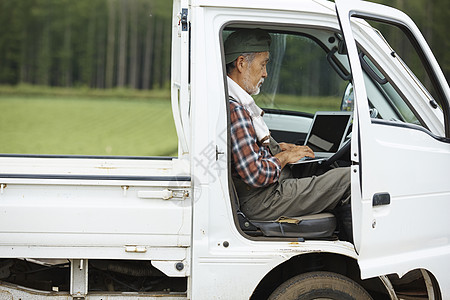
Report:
180,8,188,31
216,145,224,160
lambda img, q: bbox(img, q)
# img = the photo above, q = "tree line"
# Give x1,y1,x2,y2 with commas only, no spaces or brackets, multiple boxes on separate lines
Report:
372,0,449,83
0,0,172,89
0,0,448,91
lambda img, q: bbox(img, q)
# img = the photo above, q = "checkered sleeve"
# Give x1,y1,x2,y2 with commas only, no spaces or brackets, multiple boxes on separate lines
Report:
229,100,281,187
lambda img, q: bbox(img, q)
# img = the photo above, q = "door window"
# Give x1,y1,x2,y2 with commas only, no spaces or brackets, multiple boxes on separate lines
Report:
255,33,348,114
359,53,424,126
223,27,352,146
223,28,350,114
350,14,449,137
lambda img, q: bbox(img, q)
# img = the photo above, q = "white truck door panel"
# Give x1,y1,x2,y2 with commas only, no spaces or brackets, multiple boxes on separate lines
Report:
336,0,450,294
0,157,191,259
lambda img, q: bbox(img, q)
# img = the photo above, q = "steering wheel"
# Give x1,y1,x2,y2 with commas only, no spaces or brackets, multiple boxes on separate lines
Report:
323,138,351,166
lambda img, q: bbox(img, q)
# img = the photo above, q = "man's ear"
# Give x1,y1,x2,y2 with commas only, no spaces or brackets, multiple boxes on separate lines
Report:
235,55,247,73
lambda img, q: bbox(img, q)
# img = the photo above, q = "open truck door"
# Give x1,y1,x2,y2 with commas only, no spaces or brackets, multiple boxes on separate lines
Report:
335,0,450,291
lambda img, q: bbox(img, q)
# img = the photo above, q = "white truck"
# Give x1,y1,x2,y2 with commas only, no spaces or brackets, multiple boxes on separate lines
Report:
0,0,449,299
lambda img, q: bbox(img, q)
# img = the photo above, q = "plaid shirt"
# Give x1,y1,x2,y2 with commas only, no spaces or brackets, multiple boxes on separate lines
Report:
230,99,281,187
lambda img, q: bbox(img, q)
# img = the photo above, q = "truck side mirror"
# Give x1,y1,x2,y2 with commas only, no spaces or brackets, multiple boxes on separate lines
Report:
340,83,354,112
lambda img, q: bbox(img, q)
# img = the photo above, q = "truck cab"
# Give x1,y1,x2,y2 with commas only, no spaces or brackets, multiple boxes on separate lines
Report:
0,0,449,299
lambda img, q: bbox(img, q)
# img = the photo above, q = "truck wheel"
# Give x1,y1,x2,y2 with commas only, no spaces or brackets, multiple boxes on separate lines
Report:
268,271,373,300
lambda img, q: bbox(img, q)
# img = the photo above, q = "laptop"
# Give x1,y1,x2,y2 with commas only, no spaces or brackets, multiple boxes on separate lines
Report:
292,111,353,164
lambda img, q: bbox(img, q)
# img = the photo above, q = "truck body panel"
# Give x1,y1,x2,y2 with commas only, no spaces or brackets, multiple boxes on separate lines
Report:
0,0,449,298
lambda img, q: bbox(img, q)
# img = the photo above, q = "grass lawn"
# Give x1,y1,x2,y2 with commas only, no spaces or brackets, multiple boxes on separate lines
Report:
0,85,342,157
0,87,178,156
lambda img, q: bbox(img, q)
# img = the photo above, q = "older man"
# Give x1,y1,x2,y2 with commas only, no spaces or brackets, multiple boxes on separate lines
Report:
225,29,350,221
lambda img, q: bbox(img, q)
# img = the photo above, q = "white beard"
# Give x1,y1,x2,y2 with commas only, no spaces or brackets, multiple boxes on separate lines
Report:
251,78,264,95
243,71,264,95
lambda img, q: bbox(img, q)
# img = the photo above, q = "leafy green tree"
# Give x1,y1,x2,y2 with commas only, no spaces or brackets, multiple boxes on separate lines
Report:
0,0,447,89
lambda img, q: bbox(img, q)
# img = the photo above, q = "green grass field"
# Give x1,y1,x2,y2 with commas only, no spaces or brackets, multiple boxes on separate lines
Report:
0,86,178,156
0,85,341,157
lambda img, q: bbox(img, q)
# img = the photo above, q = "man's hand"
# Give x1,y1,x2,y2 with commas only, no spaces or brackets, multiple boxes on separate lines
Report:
279,142,296,151
275,145,315,168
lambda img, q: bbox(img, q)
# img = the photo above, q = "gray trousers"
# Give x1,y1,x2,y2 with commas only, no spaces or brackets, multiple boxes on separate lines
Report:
236,166,351,221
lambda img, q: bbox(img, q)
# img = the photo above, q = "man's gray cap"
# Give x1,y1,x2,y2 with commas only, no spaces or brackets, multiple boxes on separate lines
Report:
224,29,271,64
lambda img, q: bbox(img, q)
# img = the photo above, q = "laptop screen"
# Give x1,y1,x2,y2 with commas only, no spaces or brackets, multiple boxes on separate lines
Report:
304,112,352,153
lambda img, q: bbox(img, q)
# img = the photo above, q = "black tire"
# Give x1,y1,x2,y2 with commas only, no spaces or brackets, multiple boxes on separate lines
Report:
268,271,373,300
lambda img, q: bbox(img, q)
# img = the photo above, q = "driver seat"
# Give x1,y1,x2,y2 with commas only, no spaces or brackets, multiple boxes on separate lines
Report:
231,182,337,240
237,211,336,239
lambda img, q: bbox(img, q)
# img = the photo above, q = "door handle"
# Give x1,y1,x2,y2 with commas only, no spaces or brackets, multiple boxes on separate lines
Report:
372,192,390,206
